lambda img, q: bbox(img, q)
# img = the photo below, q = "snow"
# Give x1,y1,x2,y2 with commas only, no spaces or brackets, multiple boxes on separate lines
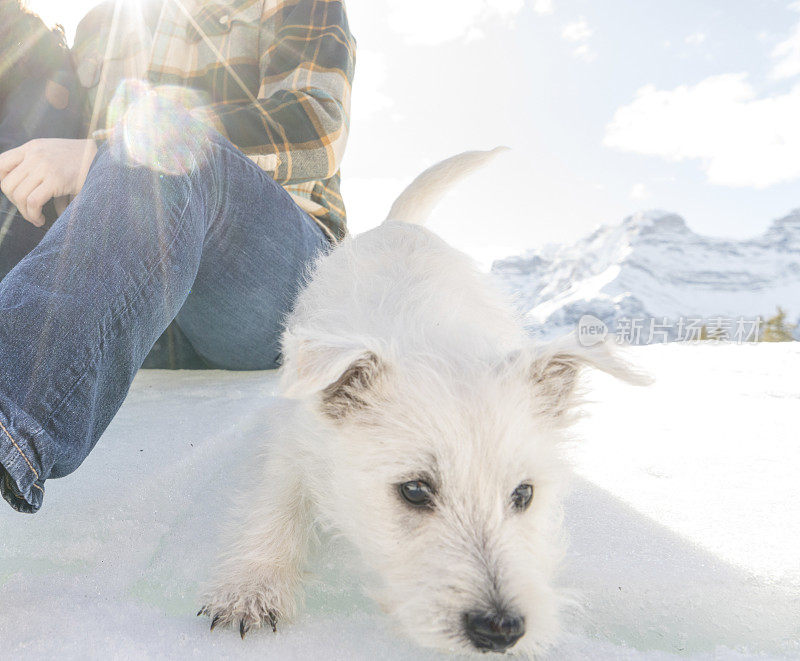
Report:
2,344,799,659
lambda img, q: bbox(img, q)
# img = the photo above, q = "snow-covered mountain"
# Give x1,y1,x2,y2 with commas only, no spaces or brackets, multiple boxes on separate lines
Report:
491,209,800,341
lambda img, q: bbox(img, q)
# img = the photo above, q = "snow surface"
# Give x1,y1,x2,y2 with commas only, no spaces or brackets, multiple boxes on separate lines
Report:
491,210,800,340
2,344,799,659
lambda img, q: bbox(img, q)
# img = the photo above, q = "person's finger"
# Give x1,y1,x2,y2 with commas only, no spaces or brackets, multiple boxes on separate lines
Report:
8,174,44,225
24,179,53,227
0,146,25,179
0,159,29,199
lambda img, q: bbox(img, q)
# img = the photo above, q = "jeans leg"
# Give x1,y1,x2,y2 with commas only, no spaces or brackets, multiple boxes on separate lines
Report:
173,164,329,370
139,146,329,371
0,196,51,282
0,122,255,512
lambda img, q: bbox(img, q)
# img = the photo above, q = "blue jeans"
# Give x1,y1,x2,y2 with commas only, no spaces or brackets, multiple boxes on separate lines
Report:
0,121,330,513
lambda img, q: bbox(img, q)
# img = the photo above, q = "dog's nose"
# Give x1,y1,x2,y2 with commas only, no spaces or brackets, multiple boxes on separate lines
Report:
464,611,525,652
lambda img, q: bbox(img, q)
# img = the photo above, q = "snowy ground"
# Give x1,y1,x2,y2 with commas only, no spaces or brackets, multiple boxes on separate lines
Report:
2,343,798,659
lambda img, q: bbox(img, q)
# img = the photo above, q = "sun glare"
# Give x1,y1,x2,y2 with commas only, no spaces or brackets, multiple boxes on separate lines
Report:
26,0,124,45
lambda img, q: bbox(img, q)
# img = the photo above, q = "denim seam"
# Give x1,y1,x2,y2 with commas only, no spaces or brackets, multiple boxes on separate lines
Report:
0,415,45,492
41,177,196,438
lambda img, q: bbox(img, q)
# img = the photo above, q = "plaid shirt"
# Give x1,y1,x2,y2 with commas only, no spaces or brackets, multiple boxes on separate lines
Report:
71,0,355,242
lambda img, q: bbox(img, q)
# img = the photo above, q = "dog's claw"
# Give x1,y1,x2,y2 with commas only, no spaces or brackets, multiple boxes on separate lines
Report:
198,601,277,636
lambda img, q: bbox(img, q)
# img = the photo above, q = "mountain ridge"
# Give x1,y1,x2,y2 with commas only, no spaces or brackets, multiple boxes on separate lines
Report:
491,209,800,342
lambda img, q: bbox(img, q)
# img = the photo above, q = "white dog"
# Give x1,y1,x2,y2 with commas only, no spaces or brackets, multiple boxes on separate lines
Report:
199,149,647,655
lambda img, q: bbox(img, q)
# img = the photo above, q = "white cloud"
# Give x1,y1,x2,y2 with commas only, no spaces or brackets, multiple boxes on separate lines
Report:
532,0,554,15
769,2,800,79
562,17,592,42
573,43,597,62
562,17,595,60
385,0,524,45
684,32,706,45
604,73,800,188
630,183,649,199
771,20,800,79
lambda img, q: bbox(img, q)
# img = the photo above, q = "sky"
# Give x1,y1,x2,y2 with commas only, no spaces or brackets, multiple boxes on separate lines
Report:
28,0,800,266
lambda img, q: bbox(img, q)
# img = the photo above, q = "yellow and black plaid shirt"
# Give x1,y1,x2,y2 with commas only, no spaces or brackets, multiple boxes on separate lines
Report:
72,0,355,242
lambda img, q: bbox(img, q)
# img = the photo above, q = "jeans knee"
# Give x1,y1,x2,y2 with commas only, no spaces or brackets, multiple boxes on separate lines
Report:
87,143,193,216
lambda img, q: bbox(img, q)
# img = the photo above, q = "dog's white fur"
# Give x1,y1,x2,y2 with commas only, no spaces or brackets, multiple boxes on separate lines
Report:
200,149,648,655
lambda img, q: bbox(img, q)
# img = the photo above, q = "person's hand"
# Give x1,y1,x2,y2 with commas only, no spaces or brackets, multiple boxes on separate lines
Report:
0,138,98,226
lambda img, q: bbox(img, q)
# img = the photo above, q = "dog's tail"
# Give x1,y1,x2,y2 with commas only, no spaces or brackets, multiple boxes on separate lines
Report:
385,146,509,225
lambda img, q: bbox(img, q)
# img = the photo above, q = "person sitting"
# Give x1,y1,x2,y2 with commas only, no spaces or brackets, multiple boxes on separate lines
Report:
0,0,356,513
0,0,83,279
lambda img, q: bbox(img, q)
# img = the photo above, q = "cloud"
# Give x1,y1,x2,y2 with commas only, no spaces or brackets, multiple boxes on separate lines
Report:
384,0,524,45
684,32,706,45
562,17,592,42
769,2,800,79
562,17,596,60
630,183,649,199
771,20,800,79
604,73,800,188
532,0,554,15
573,43,597,62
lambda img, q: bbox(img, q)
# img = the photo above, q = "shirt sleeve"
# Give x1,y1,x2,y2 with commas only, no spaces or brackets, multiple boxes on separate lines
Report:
193,0,356,185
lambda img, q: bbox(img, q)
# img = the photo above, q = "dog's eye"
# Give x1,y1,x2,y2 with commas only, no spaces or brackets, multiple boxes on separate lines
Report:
399,480,435,508
511,483,534,511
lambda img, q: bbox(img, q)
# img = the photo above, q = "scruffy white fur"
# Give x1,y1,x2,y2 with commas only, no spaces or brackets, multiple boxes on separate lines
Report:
199,149,648,655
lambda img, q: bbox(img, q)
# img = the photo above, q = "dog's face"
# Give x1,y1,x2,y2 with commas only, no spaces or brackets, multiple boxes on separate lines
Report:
325,358,568,655
285,338,645,654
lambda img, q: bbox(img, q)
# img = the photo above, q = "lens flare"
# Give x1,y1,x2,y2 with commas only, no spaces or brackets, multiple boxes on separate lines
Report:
105,80,217,175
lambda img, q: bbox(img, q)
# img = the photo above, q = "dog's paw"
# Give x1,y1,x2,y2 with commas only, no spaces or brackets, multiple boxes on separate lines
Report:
198,589,282,639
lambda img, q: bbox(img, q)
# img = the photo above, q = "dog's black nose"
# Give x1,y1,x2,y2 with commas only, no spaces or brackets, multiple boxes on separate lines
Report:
464,611,525,652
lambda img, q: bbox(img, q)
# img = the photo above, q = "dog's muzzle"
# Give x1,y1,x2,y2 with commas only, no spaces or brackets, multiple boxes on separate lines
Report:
463,611,525,652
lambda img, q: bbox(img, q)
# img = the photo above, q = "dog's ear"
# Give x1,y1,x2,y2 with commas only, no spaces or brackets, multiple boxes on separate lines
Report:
281,338,386,419
508,335,651,421
319,351,383,419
